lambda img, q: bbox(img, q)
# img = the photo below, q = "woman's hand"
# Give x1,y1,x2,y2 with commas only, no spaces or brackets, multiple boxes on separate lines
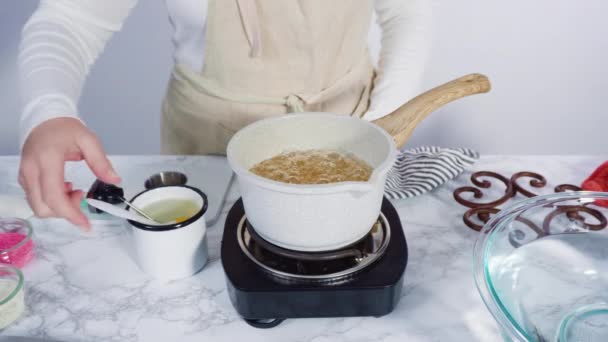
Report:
19,118,121,230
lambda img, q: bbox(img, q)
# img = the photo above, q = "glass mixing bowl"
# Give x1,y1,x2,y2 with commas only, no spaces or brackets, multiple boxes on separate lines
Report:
473,191,608,342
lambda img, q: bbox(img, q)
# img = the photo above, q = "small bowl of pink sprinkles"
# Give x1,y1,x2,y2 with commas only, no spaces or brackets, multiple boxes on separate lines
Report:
0,218,34,269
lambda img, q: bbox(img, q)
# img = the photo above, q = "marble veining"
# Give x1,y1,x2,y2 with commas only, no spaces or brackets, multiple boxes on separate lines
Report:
0,155,605,341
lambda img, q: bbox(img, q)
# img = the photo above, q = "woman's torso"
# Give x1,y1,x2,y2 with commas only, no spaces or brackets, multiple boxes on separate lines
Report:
161,0,375,155
165,0,376,73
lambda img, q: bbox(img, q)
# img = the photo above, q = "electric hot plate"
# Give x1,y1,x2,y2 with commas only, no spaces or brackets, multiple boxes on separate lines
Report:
221,198,408,328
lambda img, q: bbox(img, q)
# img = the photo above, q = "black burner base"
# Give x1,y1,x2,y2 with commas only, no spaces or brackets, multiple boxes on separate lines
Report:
221,198,408,327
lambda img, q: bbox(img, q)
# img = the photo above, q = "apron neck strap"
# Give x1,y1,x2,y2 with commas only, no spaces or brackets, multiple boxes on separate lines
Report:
236,0,262,58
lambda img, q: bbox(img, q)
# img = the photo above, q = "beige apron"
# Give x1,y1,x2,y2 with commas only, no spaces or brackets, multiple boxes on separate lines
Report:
161,0,375,155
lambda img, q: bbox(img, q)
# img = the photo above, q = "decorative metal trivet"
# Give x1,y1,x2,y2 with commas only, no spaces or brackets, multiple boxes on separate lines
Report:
453,171,607,236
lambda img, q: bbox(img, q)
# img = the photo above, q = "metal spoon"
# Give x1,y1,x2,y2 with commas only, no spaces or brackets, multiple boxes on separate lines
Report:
86,198,160,226
120,197,157,222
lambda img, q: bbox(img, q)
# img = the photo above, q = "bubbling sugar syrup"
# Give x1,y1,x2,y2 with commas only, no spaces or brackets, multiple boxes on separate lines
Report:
249,149,373,184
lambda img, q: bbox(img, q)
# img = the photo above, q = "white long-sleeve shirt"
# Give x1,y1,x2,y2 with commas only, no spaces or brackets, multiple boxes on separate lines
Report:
18,0,432,148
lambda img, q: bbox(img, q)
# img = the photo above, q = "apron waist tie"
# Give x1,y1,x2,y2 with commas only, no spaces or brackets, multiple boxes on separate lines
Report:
284,94,305,112
172,55,372,114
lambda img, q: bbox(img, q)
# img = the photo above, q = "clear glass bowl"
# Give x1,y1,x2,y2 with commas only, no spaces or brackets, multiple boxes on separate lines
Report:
0,264,25,329
473,191,608,342
0,218,34,268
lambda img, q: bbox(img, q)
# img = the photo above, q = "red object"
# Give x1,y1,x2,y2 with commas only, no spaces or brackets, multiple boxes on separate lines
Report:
0,233,34,268
582,160,608,207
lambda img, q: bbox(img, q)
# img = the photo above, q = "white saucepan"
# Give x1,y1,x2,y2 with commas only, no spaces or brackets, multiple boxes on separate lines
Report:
227,73,491,251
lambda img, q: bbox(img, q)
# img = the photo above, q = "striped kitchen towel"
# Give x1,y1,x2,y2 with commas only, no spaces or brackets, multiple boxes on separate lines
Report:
384,146,479,199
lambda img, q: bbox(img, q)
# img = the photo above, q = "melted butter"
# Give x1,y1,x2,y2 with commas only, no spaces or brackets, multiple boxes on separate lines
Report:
141,199,199,225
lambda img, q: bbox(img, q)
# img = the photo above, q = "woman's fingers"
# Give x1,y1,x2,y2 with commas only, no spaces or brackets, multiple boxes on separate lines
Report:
19,118,103,231
20,160,88,229
39,154,90,230
19,159,54,218
20,159,76,217
78,133,121,185
68,190,84,211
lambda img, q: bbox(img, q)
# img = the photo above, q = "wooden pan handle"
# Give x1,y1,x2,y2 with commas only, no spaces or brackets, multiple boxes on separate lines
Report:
372,73,491,149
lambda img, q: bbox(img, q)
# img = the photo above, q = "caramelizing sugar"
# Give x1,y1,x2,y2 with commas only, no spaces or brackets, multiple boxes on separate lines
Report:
249,149,373,184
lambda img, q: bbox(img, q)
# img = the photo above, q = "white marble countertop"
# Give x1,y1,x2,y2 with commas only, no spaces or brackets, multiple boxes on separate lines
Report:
0,155,605,342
